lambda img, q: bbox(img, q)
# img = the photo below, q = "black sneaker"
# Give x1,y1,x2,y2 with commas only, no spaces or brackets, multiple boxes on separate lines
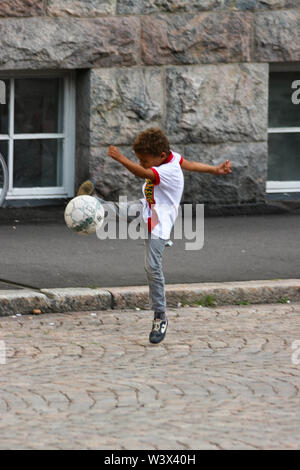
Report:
149,318,168,344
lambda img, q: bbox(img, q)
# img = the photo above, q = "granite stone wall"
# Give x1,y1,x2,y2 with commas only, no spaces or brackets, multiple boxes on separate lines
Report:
0,0,299,205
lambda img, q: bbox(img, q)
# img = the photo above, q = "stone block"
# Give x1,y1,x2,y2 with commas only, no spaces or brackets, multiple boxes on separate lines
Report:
106,286,150,310
1,281,299,317
166,63,268,145
89,146,142,200
47,0,116,17
0,290,51,316
254,9,300,62
41,288,112,312
226,0,297,10
181,142,268,204
0,0,43,17
141,11,253,65
0,17,139,70
117,0,298,14
102,280,300,310
90,68,164,146
117,0,224,15
164,279,300,307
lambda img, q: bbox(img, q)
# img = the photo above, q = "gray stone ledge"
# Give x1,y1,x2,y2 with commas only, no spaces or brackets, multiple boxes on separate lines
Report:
0,288,112,316
0,290,52,316
107,286,151,310
41,288,112,312
106,279,300,310
1,280,299,317
164,279,300,307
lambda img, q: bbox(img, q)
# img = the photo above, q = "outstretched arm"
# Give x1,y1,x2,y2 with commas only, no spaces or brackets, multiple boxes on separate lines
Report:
108,146,156,183
181,158,232,175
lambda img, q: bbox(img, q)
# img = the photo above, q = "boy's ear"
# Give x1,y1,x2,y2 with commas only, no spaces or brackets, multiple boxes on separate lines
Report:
160,152,167,160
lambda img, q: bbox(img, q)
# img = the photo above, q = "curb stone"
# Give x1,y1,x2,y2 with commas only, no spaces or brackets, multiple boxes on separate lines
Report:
40,288,112,313
0,279,299,317
107,279,300,309
0,290,52,317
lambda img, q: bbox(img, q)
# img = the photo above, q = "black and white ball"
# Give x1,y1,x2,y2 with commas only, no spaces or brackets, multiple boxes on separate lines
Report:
64,195,104,235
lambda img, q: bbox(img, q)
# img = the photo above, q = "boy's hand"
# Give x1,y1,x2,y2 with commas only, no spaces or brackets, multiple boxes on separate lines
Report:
108,145,124,161
216,160,232,175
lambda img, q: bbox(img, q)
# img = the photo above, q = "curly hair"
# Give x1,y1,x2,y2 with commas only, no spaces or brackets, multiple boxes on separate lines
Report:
133,128,170,157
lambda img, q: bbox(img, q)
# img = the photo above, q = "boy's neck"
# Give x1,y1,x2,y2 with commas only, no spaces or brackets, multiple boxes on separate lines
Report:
159,151,172,165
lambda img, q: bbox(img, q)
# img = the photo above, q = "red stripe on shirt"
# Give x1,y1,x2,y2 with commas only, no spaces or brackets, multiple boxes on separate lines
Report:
164,151,174,164
151,167,160,185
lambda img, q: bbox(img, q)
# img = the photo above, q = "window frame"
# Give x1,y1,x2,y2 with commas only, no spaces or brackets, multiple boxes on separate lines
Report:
267,63,300,194
0,70,76,199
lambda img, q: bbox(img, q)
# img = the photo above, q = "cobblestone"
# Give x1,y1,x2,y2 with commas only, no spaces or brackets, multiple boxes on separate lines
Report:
0,302,300,449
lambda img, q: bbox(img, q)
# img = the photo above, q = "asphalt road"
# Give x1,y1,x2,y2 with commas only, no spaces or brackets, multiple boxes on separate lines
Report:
0,213,299,290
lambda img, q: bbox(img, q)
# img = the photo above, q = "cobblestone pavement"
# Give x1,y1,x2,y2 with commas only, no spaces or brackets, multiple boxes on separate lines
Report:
0,302,300,450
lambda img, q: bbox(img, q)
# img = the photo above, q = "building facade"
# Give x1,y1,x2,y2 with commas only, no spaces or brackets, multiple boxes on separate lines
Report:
0,0,299,209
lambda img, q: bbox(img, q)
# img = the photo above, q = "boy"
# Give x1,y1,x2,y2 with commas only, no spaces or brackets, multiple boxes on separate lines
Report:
77,128,232,344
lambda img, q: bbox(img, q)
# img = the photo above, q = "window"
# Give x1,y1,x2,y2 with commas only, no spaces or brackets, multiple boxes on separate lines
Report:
0,71,75,200
267,65,300,193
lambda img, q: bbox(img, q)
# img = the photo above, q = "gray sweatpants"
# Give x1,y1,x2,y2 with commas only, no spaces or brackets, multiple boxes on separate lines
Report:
97,197,167,315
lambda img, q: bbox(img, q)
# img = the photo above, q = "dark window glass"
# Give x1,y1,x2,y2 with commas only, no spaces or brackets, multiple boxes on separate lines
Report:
269,72,300,128
14,77,64,134
13,139,63,187
0,141,8,166
268,133,300,181
0,79,10,134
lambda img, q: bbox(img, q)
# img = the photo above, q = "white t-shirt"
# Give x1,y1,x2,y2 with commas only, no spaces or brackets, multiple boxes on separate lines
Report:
141,151,184,240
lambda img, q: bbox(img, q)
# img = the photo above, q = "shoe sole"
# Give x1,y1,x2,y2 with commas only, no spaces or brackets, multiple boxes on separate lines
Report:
149,335,166,344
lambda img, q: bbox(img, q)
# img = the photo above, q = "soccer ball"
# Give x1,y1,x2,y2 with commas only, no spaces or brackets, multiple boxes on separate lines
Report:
64,195,104,235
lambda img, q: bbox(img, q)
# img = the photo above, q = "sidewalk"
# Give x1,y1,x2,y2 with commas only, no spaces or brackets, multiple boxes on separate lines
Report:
1,302,300,449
